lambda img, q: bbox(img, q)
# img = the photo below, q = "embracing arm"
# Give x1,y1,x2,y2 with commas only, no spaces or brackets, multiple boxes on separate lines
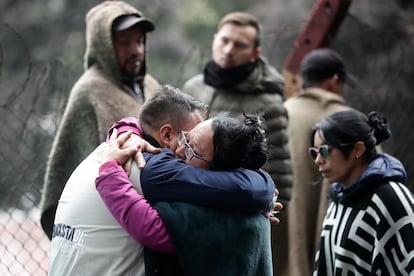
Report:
141,150,275,212
95,160,175,254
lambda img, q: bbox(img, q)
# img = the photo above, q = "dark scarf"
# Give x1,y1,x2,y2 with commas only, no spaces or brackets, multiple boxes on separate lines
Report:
123,76,144,101
203,60,256,89
143,133,161,148
122,60,146,101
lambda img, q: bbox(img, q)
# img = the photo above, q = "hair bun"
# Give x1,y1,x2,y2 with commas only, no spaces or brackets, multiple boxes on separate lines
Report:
368,111,391,145
243,113,268,138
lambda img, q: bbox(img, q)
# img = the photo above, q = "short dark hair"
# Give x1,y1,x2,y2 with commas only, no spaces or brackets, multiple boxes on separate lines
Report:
311,110,391,162
301,48,356,88
217,12,262,48
139,85,209,132
211,113,269,171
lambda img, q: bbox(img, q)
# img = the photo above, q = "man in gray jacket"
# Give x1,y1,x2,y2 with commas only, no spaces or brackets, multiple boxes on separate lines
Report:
182,11,292,274
40,1,160,239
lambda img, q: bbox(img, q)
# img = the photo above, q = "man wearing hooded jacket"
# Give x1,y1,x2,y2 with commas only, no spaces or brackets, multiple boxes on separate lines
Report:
40,1,159,239
182,11,292,274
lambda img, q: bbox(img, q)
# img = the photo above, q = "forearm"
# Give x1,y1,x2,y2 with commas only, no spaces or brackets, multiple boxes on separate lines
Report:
96,160,175,254
142,151,275,212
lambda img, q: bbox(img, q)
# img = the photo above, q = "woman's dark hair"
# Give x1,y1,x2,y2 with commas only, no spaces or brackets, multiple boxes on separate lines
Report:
310,110,391,162
211,113,269,171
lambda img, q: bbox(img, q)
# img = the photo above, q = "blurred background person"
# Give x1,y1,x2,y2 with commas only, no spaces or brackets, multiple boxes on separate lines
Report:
40,1,159,239
283,48,357,276
182,12,292,274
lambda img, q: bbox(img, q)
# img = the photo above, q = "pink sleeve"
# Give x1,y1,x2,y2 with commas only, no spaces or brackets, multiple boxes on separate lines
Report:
95,160,176,254
106,117,143,142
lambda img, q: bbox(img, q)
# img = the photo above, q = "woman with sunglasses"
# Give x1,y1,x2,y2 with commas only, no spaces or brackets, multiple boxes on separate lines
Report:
309,109,414,275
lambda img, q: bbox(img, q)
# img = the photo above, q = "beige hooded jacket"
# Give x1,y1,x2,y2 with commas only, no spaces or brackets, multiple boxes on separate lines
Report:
40,1,159,239
283,87,351,276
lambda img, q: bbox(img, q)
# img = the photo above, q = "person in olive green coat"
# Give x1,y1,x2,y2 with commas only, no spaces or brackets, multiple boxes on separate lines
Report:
283,48,356,276
40,1,160,239
182,12,292,274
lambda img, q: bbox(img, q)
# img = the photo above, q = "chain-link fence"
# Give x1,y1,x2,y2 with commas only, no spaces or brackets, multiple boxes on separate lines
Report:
1,2,413,275
0,80,60,275
1,15,76,275
0,211,49,275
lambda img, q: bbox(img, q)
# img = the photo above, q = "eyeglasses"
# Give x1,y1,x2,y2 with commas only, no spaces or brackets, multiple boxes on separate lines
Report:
309,145,331,160
178,131,213,165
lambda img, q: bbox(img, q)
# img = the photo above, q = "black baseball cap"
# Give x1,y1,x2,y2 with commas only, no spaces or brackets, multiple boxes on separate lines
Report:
112,14,155,32
301,48,357,88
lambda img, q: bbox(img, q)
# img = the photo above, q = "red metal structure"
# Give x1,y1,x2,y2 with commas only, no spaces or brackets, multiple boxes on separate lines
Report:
283,0,353,98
